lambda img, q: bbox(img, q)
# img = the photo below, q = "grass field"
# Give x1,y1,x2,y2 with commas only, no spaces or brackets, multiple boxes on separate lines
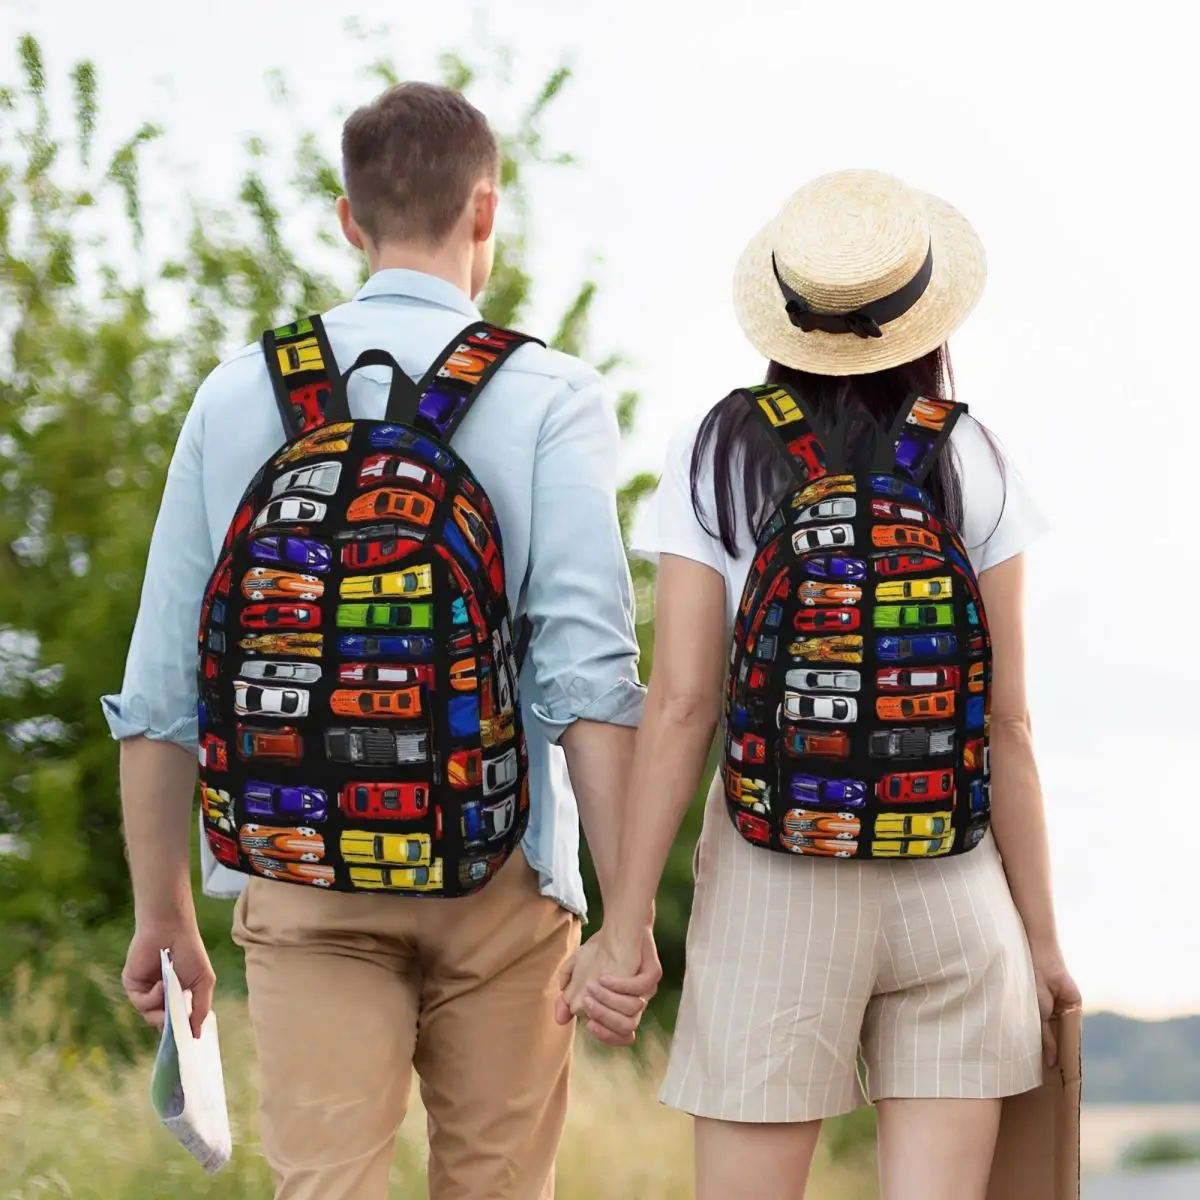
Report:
0,965,877,1199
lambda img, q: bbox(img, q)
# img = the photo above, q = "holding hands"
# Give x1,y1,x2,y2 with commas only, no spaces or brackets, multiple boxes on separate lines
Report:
555,925,662,1047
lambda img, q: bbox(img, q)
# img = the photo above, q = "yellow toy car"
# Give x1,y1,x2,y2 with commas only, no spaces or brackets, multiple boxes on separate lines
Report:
792,474,856,509
201,787,233,830
875,812,953,839
788,635,864,664
756,387,802,427
349,861,444,892
239,632,324,658
875,576,953,602
872,835,953,857
274,423,353,465
339,565,433,600
340,830,431,867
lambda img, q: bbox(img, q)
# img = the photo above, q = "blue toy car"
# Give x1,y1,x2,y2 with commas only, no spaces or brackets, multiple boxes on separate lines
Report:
968,779,990,817
337,634,435,660
868,474,932,508
448,694,480,738
367,424,455,471
804,555,867,582
965,695,986,730
244,780,328,823
876,634,957,661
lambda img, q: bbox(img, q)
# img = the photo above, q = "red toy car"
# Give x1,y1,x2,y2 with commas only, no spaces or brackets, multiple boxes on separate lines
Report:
240,603,320,629
735,811,771,845
340,536,426,571
202,653,220,683
213,554,233,596
339,781,430,820
786,432,826,479
876,666,960,691
875,770,955,803
205,828,240,868
794,607,860,633
223,501,255,551
288,382,330,431
200,733,228,772
872,551,945,576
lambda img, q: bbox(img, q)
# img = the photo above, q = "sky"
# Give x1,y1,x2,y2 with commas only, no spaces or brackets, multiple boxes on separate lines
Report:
2,0,1197,1018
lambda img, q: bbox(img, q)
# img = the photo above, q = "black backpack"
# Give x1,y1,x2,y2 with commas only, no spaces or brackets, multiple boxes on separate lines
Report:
197,314,541,896
724,383,992,860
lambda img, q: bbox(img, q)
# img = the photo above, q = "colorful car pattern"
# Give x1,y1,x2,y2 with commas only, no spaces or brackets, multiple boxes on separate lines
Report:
197,316,534,898
724,387,989,859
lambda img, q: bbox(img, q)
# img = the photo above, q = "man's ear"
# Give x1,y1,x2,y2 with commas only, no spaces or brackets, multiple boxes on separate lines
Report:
473,179,498,245
337,196,366,251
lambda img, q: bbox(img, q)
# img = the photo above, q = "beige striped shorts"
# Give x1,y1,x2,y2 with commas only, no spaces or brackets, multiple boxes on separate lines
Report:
661,776,1043,1123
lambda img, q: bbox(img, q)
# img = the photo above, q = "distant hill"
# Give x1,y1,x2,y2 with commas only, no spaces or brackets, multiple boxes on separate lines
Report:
1086,1013,1200,1104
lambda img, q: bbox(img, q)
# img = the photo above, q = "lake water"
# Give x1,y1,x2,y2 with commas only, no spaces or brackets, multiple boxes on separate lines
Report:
1082,1105,1200,1173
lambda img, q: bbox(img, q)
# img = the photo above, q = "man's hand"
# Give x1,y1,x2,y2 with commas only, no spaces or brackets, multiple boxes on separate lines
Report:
554,925,661,1047
123,921,215,1040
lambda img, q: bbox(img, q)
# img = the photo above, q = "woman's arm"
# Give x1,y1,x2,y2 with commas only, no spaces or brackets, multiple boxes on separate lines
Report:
979,552,1081,1061
559,552,728,1022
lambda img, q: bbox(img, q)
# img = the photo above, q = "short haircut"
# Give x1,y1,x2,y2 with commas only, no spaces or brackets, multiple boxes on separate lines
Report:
341,82,499,246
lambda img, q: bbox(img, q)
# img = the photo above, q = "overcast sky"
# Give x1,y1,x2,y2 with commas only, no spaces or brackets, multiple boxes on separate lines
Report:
3,0,1196,1018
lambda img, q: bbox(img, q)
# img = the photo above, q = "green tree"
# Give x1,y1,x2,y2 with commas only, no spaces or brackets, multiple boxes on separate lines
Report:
0,31,702,1047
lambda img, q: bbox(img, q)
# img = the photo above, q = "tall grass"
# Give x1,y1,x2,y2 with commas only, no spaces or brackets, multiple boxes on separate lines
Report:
0,966,877,1198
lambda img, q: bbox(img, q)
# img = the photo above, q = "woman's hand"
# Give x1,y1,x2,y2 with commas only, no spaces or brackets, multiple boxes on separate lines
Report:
1030,942,1082,1066
555,926,661,1047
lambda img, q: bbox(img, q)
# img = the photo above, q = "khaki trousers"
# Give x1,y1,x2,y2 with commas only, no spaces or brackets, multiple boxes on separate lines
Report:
231,849,581,1200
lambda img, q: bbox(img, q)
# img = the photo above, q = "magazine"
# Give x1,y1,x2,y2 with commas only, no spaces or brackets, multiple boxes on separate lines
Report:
149,948,232,1174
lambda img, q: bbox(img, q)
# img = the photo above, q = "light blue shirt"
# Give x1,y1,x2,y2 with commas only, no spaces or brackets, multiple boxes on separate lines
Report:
101,269,646,918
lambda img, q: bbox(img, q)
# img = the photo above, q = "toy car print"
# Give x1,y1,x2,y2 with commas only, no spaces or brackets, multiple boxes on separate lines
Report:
788,635,863,664
236,723,303,764
876,690,955,721
339,565,433,600
349,862,444,892
336,633,435,659
875,811,953,839
250,497,327,533
906,398,955,430
782,728,850,758
734,811,771,845
335,602,433,631
234,681,310,718
357,454,447,496
239,660,321,684
869,726,956,759
874,576,952,602
199,733,228,771
794,607,860,632
786,432,825,477
792,523,854,553
868,474,932,507
963,822,987,850
248,854,335,887
729,733,768,765
966,694,986,730
875,634,957,662
325,727,430,766
341,829,432,866
876,666,958,691
872,524,940,552
273,422,353,465
969,779,990,817
968,662,985,693
870,499,942,529
330,687,422,718
783,808,861,839
206,629,226,653
448,748,483,788
366,424,456,470
871,835,952,858
242,568,324,602
874,604,953,630
963,738,987,772
339,781,429,820
459,855,503,889
206,828,240,868
803,555,866,582
461,795,517,847
894,431,934,476
337,661,430,686
244,780,328,822
872,550,945,576
780,832,856,857
781,692,857,724
794,497,856,524
482,748,518,795
784,668,861,692
788,774,866,808
241,602,320,629
797,581,862,607
452,496,504,595
271,461,343,498
238,824,324,862
347,489,434,526
341,533,426,570
239,632,323,658
202,787,234,831
875,770,954,803
792,474,856,508
249,534,332,574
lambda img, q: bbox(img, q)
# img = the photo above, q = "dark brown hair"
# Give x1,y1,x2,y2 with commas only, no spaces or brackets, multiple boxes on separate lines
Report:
691,346,1004,557
341,82,499,246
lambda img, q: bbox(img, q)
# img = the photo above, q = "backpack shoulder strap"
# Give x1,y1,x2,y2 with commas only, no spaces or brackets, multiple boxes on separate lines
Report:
261,314,351,441
880,394,969,485
391,321,544,441
736,381,839,486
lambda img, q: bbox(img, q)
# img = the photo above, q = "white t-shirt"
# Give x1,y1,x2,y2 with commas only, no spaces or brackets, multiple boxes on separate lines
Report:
630,409,1048,628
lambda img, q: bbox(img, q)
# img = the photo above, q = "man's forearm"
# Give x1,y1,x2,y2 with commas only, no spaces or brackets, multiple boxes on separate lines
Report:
120,736,199,928
559,718,637,910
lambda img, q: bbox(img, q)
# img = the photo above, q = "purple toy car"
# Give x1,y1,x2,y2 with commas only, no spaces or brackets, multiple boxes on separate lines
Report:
418,388,469,435
367,424,455,471
249,534,332,575
803,555,867,583
789,773,867,808
243,780,328,823
893,432,934,477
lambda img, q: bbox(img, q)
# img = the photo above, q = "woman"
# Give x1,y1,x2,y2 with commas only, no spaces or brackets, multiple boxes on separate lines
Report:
561,169,1080,1199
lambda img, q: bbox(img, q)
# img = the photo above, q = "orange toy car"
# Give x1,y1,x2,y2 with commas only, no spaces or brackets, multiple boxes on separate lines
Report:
871,524,940,552
329,687,422,719
347,489,435,526
876,690,956,721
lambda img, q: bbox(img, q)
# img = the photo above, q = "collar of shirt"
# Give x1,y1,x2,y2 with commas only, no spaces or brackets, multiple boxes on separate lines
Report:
354,268,482,321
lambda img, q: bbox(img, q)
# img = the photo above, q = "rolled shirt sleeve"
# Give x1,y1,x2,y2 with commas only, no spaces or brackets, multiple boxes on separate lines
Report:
523,373,646,741
100,387,217,750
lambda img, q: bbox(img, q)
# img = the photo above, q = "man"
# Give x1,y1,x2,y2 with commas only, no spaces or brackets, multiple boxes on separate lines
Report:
105,82,659,1200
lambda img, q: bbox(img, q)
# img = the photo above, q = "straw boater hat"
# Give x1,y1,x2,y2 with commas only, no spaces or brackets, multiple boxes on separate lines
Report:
732,169,986,376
